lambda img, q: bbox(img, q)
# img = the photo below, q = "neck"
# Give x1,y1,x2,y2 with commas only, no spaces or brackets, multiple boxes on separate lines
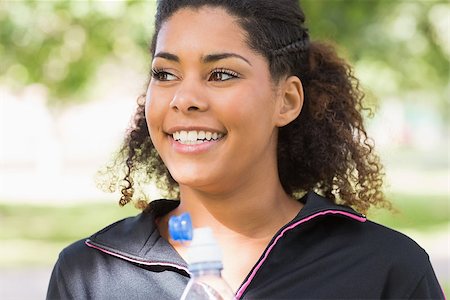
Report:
157,174,303,294
172,178,301,239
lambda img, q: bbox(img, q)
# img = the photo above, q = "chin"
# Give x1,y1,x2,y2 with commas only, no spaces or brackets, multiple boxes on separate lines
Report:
174,176,210,188
173,173,222,192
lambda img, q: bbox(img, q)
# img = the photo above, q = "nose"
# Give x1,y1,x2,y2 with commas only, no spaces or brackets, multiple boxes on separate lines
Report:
170,81,208,113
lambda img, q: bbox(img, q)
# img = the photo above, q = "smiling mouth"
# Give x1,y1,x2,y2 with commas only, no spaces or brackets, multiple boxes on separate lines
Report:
171,130,225,145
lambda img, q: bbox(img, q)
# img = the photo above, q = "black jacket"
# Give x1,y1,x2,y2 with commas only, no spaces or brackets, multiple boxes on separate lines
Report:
47,192,445,299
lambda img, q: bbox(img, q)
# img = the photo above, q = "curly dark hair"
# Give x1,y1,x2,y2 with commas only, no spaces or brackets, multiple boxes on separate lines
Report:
102,0,388,214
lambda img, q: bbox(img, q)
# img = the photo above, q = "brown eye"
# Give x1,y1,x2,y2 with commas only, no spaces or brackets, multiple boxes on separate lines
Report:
208,69,240,81
152,69,178,81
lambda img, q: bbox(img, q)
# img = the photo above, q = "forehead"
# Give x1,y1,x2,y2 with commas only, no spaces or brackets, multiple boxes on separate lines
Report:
155,7,250,56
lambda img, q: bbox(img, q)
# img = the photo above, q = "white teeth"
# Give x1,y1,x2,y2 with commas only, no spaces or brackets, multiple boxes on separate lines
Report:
179,131,188,141
205,132,212,140
187,131,197,142
172,130,224,144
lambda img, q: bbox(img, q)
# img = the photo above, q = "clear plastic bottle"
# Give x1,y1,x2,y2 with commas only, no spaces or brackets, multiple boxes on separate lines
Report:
169,213,235,300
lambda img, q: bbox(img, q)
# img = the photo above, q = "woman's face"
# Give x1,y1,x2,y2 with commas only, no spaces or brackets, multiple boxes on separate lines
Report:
146,7,285,194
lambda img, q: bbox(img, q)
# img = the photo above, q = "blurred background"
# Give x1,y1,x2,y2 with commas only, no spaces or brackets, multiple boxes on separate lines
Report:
0,0,448,298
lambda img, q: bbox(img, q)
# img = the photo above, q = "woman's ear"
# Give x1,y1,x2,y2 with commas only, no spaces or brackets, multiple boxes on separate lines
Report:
275,75,304,127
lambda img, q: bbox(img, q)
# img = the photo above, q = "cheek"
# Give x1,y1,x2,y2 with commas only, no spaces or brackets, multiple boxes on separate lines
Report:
146,85,168,119
145,90,166,141
218,86,276,128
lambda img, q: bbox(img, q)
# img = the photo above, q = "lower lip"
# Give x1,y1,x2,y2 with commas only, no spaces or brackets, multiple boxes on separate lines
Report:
168,135,224,154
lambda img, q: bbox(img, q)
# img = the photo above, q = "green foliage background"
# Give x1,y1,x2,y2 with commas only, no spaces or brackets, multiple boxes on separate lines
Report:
1,0,156,104
302,0,449,117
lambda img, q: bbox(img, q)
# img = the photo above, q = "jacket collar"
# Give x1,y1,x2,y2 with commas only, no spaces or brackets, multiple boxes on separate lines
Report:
86,199,188,273
85,192,365,272
295,191,366,221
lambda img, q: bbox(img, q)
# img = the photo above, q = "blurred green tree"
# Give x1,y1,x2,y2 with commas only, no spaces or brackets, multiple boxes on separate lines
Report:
301,0,449,118
0,0,155,104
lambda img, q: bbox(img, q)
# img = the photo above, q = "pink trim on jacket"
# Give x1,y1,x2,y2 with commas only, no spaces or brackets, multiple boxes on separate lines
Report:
85,240,190,274
235,210,366,299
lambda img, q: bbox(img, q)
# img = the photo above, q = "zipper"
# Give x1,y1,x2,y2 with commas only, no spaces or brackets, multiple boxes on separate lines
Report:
235,209,366,299
85,239,190,275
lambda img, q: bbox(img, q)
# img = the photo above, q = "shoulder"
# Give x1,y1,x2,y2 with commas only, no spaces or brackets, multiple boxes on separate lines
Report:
56,198,180,264
47,213,156,299
335,218,430,269
355,221,445,298
313,212,430,269
59,211,154,262
306,207,432,275
360,220,429,262
311,215,439,297
302,192,431,272
56,238,94,270
49,212,156,289
350,219,433,285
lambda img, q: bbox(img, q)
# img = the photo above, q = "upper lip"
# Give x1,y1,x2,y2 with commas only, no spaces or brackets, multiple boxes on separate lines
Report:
165,126,227,135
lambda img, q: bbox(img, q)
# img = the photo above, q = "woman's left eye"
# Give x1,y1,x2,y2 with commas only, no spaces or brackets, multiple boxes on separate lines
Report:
208,69,240,81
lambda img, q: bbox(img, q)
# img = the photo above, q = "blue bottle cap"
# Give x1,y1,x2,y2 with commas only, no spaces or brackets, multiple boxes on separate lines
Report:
168,212,193,242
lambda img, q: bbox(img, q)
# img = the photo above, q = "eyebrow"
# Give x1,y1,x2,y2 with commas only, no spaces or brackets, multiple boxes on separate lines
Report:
203,53,252,66
154,52,180,62
153,52,252,66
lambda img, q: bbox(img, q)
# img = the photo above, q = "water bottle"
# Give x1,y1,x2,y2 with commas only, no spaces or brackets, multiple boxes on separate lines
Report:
169,213,236,300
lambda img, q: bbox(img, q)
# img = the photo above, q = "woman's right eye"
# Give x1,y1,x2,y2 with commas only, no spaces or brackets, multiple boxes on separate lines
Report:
151,69,178,81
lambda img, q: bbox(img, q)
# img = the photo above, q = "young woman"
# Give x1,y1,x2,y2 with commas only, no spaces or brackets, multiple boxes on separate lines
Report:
47,1,445,299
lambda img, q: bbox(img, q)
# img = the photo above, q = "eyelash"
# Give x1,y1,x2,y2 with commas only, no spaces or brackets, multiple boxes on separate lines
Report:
209,68,240,81
151,68,240,82
151,68,173,81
